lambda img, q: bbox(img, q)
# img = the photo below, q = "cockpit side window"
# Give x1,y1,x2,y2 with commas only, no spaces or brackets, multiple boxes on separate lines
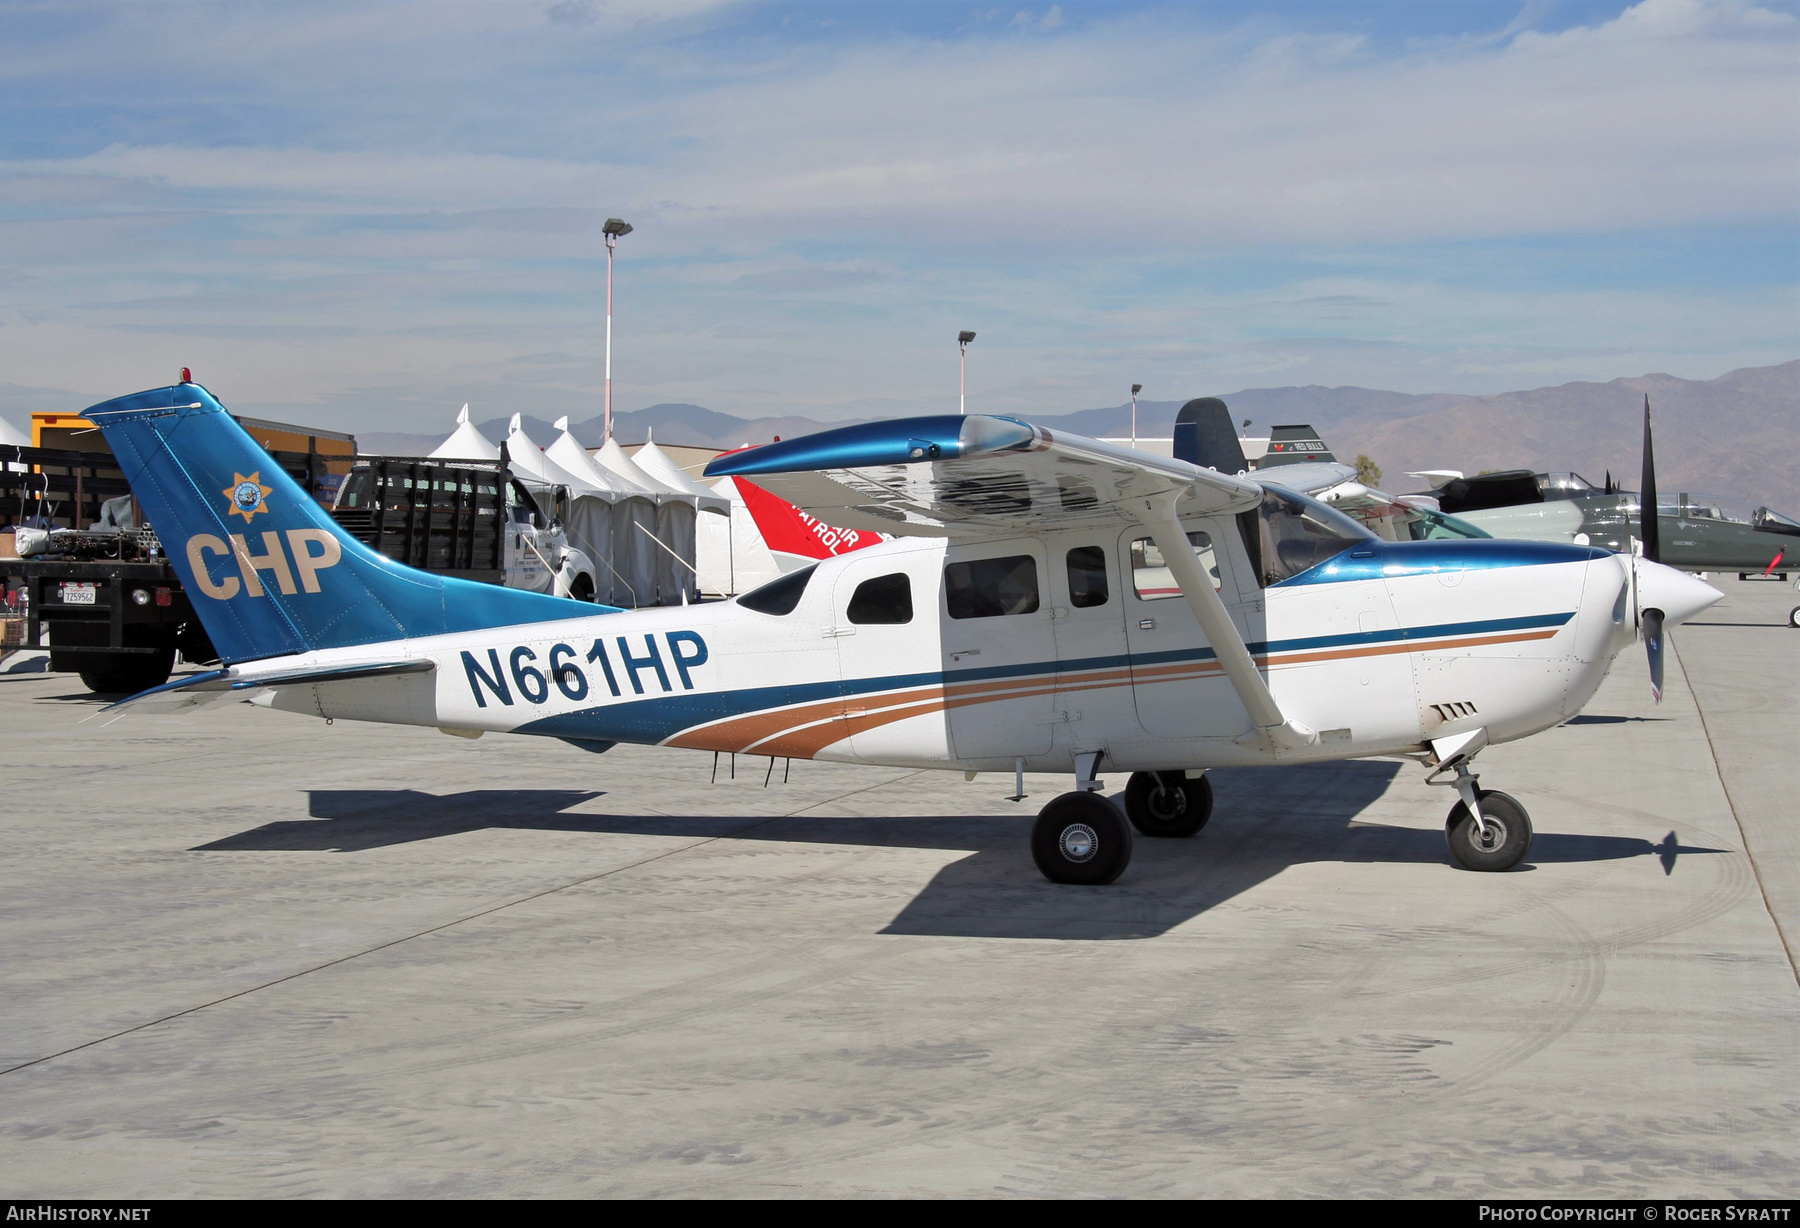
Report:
847,573,913,624
1249,488,1373,586
737,564,817,616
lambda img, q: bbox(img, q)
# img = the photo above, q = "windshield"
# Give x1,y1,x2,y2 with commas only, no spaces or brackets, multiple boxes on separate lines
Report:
1537,472,1598,497
1403,506,1490,541
1623,492,1791,530
1753,506,1800,537
1249,487,1374,585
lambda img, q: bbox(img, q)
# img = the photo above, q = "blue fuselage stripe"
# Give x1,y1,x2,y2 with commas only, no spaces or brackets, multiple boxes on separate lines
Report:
517,609,1575,745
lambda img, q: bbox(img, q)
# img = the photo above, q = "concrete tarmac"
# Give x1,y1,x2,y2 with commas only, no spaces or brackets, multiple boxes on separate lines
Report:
0,578,1795,1198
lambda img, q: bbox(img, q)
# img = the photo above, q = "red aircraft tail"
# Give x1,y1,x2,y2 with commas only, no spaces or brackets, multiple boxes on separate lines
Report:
731,475,886,564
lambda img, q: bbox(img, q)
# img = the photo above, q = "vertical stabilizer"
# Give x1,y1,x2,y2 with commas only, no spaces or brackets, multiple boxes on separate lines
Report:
1172,398,1249,474
86,383,609,664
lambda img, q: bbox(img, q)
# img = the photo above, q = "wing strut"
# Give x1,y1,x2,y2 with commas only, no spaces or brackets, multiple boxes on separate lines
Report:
1132,492,1317,753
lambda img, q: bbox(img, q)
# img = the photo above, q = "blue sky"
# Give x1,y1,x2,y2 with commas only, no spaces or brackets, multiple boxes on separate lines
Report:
1,0,1796,434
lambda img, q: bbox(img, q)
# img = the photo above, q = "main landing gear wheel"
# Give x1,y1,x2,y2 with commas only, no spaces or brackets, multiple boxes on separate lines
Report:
1788,605,1799,629
1444,789,1532,872
1032,791,1133,885
1123,771,1213,838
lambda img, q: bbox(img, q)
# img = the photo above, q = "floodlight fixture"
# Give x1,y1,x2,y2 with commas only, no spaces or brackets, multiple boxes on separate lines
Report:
603,218,634,238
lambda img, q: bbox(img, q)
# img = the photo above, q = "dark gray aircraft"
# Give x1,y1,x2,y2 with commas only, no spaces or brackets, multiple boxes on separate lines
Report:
1411,399,1800,629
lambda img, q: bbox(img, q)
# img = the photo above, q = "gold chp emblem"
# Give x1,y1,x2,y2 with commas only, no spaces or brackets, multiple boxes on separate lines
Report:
223,471,273,523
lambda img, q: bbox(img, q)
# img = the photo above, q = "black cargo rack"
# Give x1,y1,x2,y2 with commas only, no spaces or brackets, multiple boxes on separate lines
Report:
329,448,513,585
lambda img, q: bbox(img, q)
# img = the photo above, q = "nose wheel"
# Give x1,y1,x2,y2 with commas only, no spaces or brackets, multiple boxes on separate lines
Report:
1032,791,1133,884
1445,788,1533,871
1123,771,1213,837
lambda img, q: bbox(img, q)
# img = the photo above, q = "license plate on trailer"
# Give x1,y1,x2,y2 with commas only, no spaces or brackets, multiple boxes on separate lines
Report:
58,582,96,605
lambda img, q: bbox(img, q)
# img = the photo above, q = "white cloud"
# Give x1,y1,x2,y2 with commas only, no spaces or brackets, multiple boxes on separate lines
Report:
0,0,1792,425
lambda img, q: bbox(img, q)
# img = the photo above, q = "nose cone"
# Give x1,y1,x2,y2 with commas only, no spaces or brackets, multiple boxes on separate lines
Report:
1638,560,1722,627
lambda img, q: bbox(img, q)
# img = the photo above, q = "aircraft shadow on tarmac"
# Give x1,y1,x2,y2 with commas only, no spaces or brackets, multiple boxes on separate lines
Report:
192,760,1726,940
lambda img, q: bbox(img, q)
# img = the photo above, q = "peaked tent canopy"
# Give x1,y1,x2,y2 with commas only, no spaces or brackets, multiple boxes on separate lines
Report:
428,404,501,461
505,414,601,494
633,430,730,517
597,437,676,497
546,417,644,501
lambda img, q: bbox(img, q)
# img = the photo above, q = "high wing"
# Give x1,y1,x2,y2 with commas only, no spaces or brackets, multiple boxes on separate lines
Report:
707,414,1316,751
704,414,1264,539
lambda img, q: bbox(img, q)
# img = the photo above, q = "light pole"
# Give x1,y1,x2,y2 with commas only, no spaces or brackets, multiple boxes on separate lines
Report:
1130,383,1142,448
958,330,976,415
602,217,633,443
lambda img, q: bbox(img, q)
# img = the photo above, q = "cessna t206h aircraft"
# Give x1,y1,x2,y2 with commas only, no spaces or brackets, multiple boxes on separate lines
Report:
93,381,1721,885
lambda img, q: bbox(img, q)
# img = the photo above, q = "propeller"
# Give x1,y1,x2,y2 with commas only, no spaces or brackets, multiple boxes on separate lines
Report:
1643,606,1665,704
1639,394,1659,565
1639,394,1664,702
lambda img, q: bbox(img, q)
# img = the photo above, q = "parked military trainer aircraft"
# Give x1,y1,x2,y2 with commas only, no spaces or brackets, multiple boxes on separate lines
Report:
1411,399,1800,577
92,380,1719,884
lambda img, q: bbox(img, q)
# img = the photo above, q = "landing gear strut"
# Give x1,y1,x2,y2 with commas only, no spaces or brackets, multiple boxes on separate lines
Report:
1123,771,1213,838
1425,728,1532,872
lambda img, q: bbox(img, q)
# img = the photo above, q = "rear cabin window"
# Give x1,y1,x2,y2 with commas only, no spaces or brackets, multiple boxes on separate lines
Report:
1066,546,1109,608
1129,532,1222,599
737,564,817,616
847,573,913,624
945,555,1040,619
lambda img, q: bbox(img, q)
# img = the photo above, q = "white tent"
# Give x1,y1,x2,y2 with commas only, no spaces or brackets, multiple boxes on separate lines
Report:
544,417,658,609
0,414,28,476
633,431,731,517
428,405,500,461
504,414,599,493
696,474,784,597
600,437,697,606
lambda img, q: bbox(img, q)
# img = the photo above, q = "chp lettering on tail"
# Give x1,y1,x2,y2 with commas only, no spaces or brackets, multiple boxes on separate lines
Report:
185,529,342,599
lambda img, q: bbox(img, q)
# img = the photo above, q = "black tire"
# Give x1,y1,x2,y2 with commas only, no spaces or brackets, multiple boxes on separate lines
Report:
59,623,176,695
1445,788,1532,872
1031,791,1133,885
570,574,596,603
1123,770,1213,837
1788,606,1799,629
77,647,174,695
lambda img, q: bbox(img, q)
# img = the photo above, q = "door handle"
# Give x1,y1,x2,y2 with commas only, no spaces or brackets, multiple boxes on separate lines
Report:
950,649,981,660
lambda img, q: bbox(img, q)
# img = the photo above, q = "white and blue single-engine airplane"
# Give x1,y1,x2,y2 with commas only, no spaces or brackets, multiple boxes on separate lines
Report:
90,381,1722,885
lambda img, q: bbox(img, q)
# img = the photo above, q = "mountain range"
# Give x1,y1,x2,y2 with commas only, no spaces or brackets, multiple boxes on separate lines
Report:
358,360,1800,514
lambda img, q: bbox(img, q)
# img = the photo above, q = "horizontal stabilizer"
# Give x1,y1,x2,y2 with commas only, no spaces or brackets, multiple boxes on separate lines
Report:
100,659,436,718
